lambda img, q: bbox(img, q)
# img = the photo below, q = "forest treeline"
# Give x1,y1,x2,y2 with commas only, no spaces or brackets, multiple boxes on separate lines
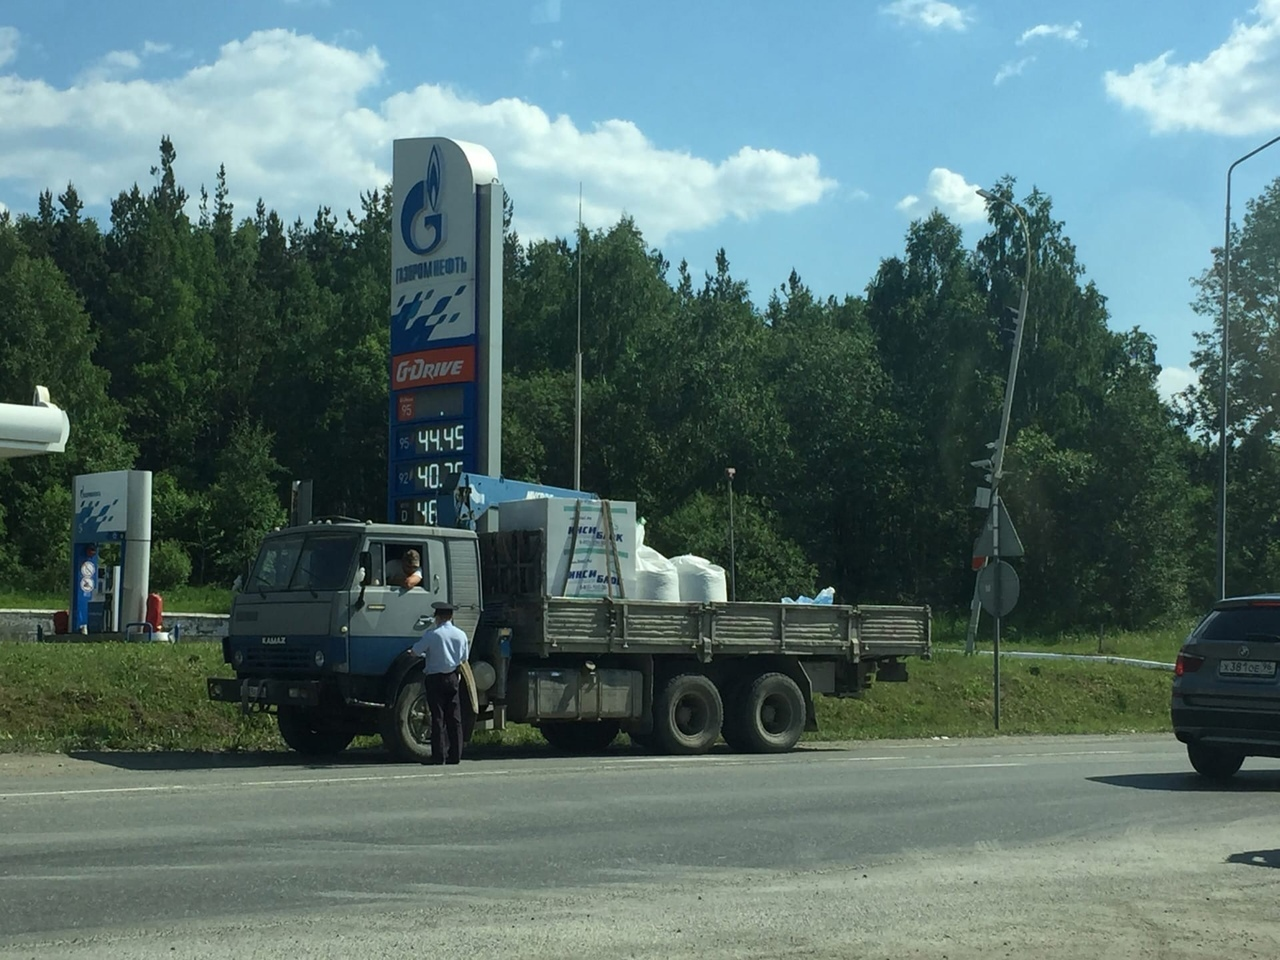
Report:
2,137,1274,628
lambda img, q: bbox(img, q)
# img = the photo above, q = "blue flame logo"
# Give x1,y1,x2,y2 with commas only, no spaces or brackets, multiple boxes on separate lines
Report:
400,145,446,257
426,146,441,213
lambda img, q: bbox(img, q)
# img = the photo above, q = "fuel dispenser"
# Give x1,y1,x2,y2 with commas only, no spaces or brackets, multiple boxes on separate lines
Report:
71,470,152,634
87,560,123,634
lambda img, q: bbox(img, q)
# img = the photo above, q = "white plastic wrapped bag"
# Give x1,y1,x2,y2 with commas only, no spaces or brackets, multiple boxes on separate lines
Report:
670,555,729,603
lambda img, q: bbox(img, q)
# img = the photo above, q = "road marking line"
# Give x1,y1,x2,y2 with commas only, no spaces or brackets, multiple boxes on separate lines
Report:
0,753,1116,800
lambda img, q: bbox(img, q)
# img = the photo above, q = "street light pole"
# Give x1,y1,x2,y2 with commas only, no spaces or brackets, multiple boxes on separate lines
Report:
975,187,1032,732
574,183,584,492
726,467,737,602
1219,135,1280,600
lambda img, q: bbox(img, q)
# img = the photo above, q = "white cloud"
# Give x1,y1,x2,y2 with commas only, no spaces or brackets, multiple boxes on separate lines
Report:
531,0,562,24
849,187,871,201
0,26,18,68
142,41,172,56
1105,0,1280,134
925,168,986,222
881,0,970,32
994,56,1035,85
527,38,563,66
1157,366,1196,404
0,29,836,245
1019,21,1086,47
896,168,986,223
104,50,141,71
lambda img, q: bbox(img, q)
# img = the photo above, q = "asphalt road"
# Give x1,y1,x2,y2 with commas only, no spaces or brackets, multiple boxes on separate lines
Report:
1,735,1279,959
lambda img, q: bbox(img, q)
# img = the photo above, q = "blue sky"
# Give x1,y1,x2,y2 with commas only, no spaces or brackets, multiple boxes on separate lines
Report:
2,0,1279,400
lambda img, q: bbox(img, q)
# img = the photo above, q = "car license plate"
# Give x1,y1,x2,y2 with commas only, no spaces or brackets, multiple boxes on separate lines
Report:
1218,659,1277,677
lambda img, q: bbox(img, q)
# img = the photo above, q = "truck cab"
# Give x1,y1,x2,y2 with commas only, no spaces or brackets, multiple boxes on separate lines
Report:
208,520,485,760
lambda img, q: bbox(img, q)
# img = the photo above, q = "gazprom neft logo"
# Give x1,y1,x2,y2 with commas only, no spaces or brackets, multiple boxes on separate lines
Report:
396,257,467,285
400,145,446,258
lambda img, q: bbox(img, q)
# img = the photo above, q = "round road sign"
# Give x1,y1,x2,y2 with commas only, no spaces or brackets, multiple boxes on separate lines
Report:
977,560,1019,618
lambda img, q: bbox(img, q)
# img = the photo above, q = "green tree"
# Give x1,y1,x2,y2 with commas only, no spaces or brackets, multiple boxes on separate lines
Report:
0,224,134,583
206,420,287,580
648,491,817,603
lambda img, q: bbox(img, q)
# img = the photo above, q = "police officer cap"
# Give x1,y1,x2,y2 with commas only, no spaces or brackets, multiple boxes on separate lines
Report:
432,600,456,613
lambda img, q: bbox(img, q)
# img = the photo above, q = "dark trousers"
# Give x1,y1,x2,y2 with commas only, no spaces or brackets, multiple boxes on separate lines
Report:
423,670,463,764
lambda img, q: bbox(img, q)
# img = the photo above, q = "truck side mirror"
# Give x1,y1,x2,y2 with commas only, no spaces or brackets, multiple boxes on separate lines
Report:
354,551,372,611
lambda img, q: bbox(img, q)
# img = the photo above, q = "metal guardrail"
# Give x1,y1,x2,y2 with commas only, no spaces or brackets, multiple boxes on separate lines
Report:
938,646,1174,672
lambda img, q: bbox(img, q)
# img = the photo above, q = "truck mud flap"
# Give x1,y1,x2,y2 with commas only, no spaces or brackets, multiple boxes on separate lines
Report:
207,677,322,710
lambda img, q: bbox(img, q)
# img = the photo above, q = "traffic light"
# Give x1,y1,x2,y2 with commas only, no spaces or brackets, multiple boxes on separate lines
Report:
998,305,1020,350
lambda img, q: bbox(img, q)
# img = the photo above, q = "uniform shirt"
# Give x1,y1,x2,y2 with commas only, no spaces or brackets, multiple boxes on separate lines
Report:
411,620,470,675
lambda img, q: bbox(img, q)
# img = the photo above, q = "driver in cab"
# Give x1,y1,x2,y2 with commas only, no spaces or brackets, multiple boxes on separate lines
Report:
389,549,423,589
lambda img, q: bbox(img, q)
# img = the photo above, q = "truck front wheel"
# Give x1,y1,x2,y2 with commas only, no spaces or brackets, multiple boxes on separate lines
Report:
654,673,723,755
276,706,355,757
381,676,476,763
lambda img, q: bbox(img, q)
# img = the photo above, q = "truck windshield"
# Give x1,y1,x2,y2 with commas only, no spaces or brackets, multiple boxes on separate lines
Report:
248,532,360,593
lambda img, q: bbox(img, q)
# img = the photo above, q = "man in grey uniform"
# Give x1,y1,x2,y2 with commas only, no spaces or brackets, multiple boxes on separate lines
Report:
410,600,470,764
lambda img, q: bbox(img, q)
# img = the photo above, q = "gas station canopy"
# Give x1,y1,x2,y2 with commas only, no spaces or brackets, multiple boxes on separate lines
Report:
0,386,70,459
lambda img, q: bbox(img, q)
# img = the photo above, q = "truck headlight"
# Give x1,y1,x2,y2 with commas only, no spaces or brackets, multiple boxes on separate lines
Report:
314,650,325,668
232,650,245,667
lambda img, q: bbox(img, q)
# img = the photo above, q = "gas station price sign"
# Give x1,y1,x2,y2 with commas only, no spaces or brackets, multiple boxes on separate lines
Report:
388,342,477,525
389,137,503,525
394,422,467,457
394,457,466,495
396,385,465,423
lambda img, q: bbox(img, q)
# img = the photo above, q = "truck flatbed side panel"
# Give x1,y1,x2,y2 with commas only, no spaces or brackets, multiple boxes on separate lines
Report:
514,597,861,658
857,604,932,658
530,598,701,655
708,602,854,654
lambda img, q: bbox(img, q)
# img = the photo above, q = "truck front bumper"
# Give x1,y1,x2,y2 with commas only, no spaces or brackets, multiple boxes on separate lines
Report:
207,676,322,709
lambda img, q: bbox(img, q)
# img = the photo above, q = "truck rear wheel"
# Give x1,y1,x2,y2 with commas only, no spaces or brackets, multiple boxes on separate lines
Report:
276,706,355,757
540,720,620,753
730,672,806,753
653,673,723,755
381,676,476,763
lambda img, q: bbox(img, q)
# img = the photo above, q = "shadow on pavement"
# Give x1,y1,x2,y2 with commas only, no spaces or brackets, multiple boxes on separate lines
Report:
1089,771,1280,792
68,740,668,772
1228,849,1280,869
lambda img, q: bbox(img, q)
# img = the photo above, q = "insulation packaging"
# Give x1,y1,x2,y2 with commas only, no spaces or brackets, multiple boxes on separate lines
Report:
497,497,637,599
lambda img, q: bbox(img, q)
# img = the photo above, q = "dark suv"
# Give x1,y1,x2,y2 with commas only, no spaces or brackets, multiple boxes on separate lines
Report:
1172,595,1280,780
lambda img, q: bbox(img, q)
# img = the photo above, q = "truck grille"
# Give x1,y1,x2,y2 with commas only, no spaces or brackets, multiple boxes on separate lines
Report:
240,647,314,672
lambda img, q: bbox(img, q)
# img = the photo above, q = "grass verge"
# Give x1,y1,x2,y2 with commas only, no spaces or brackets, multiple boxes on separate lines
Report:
0,642,1172,755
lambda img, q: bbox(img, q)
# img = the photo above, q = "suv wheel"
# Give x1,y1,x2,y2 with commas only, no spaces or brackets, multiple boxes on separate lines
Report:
1187,742,1244,781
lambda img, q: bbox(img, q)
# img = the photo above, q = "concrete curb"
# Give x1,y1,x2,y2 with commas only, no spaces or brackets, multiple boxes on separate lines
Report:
0,609,229,641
